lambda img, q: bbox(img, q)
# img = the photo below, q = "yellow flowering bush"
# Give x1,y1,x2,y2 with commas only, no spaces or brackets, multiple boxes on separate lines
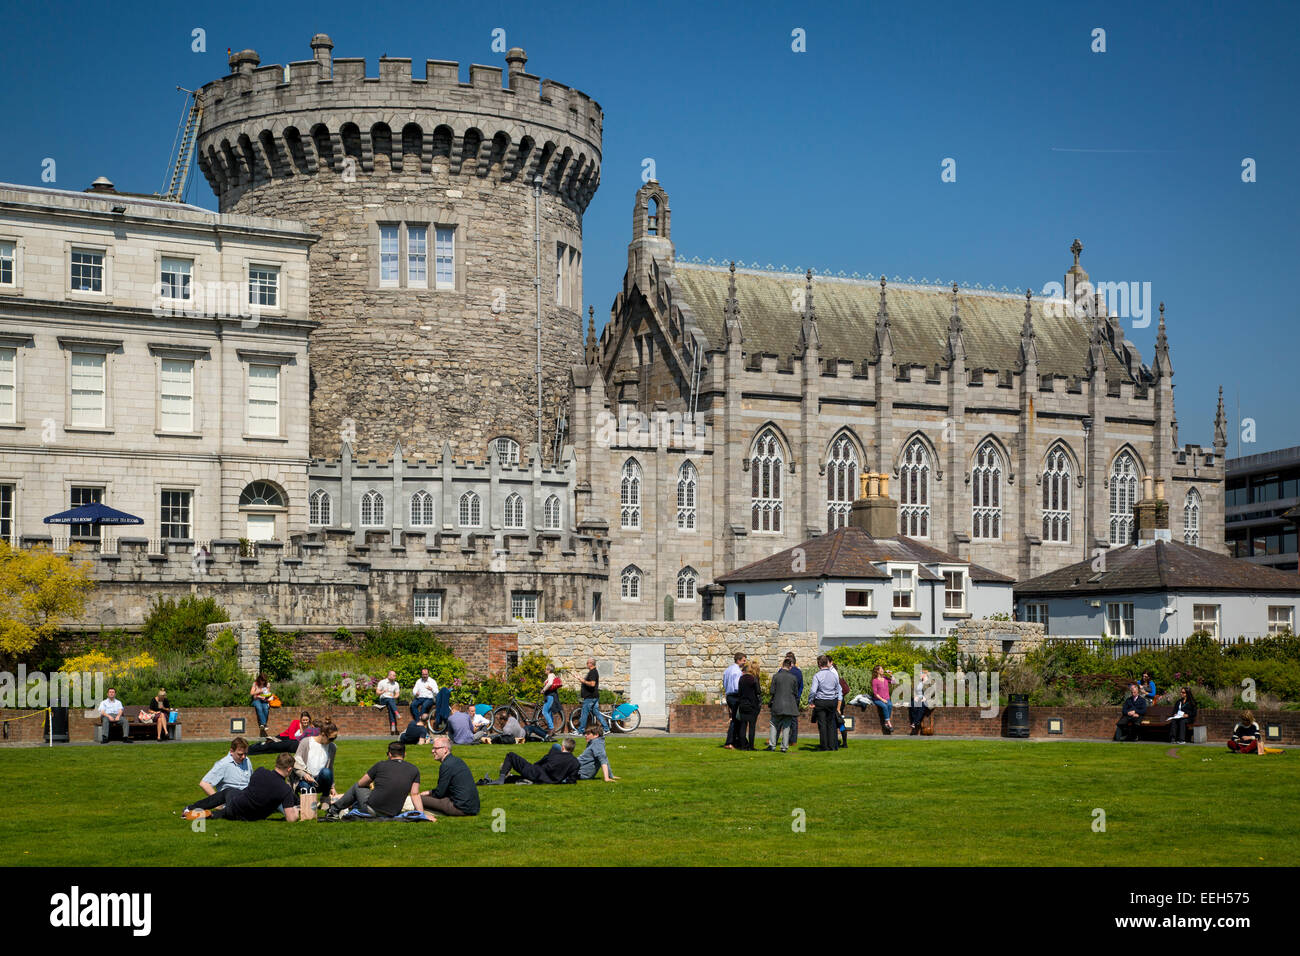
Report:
61,650,157,676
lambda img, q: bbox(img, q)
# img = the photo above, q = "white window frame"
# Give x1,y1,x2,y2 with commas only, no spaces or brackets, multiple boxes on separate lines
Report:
971,441,1003,540
407,224,428,287
677,566,698,602
434,226,455,290
1192,604,1220,638
504,492,525,530
409,489,435,527
677,460,697,531
70,351,106,428
0,347,15,424
0,239,15,288
1023,603,1050,632
1105,602,1135,640
543,494,562,531
621,565,642,601
414,591,443,624
1183,488,1201,546
1267,606,1294,635
750,429,783,534
158,357,194,433
248,264,280,309
492,437,521,466
511,591,538,623
621,458,642,530
845,588,873,611
379,224,400,286
1042,447,1071,543
942,568,967,612
360,490,386,528
160,257,194,302
1109,452,1139,546
459,491,482,528
891,566,916,610
70,247,106,294
309,489,332,526
0,482,15,543
159,489,192,540
899,439,931,538
246,363,280,437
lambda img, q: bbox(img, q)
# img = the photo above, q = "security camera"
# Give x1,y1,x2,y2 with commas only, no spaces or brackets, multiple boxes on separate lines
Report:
781,585,795,594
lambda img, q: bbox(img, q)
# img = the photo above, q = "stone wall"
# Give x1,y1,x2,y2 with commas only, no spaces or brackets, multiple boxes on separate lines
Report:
515,620,818,704
951,619,1045,658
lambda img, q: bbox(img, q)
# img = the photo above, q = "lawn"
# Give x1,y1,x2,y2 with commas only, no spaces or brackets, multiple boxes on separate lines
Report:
1,737,1295,866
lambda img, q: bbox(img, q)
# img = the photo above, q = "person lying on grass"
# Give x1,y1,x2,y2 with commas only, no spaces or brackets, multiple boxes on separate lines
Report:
184,753,300,822
480,737,580,785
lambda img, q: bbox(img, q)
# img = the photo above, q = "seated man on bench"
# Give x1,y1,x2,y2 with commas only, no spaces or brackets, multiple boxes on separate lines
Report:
96,688,130,743
1114,683,1148,741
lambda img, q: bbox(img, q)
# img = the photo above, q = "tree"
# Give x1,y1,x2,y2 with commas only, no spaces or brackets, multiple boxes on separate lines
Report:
0,542,94,660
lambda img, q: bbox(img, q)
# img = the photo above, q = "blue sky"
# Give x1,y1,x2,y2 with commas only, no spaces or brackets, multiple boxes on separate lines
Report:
2,0,1295,452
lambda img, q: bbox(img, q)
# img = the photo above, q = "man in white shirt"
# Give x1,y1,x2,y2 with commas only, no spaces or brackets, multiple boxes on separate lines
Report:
376,671,400,735
410,668,439,721
96,687,129,743
722,653,746,749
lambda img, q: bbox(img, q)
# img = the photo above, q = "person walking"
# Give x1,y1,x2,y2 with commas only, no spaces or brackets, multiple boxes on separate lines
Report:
808,656,843,751
734,661,760,751
541,664,562,738
578,658,610,733
766,658,799,752
722,652,746,749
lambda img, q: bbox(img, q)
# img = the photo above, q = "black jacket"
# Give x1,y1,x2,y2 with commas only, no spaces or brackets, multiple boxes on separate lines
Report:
1170,695,1197,722
736,674,760,718
535,750,580,784
1119,695,1148,718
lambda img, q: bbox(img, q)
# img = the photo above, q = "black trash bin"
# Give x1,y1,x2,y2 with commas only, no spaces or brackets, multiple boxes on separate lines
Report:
1005,693,1030,738
44,706,70,743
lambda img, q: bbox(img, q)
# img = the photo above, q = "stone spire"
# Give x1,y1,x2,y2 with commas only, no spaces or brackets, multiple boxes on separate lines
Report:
1086,313,1109,380
1153,302,1173,378
585,306,597,365
798,268,821,354
874,275,894,358
1019,288,1038,370
944,281,966,366
1214,385,1228,452
724,261,744,347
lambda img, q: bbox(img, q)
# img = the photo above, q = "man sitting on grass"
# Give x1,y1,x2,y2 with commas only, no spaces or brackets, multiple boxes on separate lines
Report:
447,703,490,745
399,712,430,746
480,737,580,785
418,735,480,816
184,753,300,822
325,741,433,821
577,726,619,782
184,737,251,813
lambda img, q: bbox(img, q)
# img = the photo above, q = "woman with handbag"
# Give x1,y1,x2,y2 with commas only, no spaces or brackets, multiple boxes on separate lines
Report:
735,662,761,751
145,688,172,741
293,720,338,805
541,664,562,739
250,673,273,737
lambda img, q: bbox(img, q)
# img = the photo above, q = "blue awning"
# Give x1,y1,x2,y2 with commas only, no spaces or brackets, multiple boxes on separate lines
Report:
43,503,145,526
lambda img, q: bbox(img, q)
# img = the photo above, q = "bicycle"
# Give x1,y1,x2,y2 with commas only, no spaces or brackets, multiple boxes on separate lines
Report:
567,699,641,734
492,694,568,738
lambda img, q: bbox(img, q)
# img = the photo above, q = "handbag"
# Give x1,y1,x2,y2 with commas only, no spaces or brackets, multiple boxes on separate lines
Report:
137,710,152,722
921,712,935,736
267,694,282,708
298,786,318,821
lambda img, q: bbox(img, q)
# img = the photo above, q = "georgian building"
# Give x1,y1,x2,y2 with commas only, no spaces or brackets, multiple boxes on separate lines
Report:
0,179,316,547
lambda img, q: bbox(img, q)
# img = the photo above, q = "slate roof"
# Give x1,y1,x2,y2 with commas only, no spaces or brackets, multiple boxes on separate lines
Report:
715,525,1015,585
1014,540,1300,597
673,263,1137,386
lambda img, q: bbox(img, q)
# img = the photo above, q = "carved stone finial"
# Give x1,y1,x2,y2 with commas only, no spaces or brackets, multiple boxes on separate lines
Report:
730,260,736,275
1071,238,1083,266
1026,287,1033,301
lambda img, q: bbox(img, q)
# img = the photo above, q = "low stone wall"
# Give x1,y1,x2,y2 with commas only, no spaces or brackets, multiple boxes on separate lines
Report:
1,706,400,745
952,619,1045,658
667,704,1300,743
516,621,819,706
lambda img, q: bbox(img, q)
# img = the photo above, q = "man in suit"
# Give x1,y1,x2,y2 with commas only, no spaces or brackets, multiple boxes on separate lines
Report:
722,652,746,749
481,737,581,785
786,654,804,745
765,658,800,752
1114,682,1148,741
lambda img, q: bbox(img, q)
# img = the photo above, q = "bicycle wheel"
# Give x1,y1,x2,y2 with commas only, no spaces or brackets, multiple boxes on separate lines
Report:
491,705,520,732
567,706,588,734
612,708,641,733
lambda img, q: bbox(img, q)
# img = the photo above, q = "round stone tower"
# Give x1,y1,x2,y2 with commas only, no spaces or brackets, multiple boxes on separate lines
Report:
195,37,602,461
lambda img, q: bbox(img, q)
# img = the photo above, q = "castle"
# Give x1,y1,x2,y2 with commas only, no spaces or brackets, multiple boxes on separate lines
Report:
0,36,1226,632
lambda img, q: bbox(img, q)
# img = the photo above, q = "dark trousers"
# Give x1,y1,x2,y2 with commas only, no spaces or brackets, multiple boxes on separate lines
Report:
248,736,298,755
735,712,757,750
188,786,239,812
411,698,436,720
421,794,472,816
1114,716,1141,741
499,751,546,783
332,782,376,813
813,699,839,750
909,703,932,730
1168,717,1189,743
724,693,740,745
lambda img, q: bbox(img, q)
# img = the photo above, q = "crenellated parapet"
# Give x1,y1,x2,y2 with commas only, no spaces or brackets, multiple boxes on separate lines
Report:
196,37,603,214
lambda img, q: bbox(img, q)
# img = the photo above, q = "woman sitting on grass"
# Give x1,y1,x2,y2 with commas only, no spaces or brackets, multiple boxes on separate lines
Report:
1227,711,1262,754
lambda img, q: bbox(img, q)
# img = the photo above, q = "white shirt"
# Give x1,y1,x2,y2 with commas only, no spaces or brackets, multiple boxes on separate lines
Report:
97,697,123,718
302,736,331,776
376,679,399,700
472,711,490,730
412,677,439,699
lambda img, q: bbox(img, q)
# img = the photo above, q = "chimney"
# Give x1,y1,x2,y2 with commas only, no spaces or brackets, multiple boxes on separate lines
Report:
850,471,899,538
1135,474,1170,545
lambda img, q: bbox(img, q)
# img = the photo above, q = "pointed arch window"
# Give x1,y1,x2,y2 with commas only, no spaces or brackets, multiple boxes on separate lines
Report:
826,434,859,530
409,489,435,527
971,441,1003,540
459,491,482,528
1042,447,1071,543
750,429,783,533
1109,452,1139,545
492,437,520,466
621,565,642,601
620,459,642,530
677,566,699,602
899,439,931,537
308,489,331,527
543,494,562,531
677,460,698,531
1184,487,1201,546
360,490,385,528
504,492,525,530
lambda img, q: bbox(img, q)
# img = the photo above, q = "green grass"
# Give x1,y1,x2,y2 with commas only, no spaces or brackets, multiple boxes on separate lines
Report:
2,737,1295,866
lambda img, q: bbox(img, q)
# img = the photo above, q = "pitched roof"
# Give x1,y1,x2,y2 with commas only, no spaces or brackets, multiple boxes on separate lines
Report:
673,263,1137,386
1014,540,1300,597
715,525,1014,584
